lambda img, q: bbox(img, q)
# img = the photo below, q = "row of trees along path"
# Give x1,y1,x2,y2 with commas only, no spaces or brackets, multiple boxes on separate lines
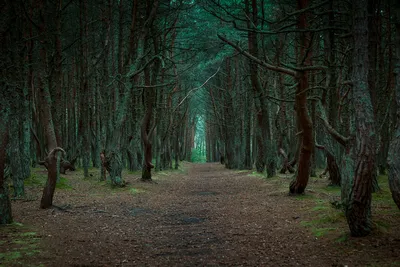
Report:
1,0,400,250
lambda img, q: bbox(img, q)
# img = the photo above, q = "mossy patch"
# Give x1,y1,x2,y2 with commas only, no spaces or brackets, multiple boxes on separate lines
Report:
235,170,250,173
129,188,145,195
373,220,391,233
335,233,349,243
298,197,344,238
294,194,316,200
127,170,141,175
56,177,73,190
25,173,72,190
0,251,22,262
0,225,42,266
248,171,265,178
312,227,336,237
321,185,341,195
24,173,46,187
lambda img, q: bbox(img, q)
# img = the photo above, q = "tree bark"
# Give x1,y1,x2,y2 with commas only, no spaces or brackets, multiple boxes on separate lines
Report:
387,5,400,209
141,0,159,181
0,95,12,224
37,0,61,209
342,0,377,236
289,0,314,194
10,115,25,197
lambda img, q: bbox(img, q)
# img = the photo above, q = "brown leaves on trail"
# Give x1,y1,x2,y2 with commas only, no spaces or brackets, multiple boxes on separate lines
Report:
4,163,400,266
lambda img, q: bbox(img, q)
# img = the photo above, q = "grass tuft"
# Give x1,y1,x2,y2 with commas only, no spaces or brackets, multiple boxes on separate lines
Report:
313,227,336,237
56,177,72,190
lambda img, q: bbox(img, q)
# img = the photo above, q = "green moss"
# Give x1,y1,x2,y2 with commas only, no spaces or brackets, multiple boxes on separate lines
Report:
373,220,391,233
0,251,22,261
235,170,249,173
127,170,141,175
300,220,337,237
129,188,145,195
313,227,336,237
248,171,265,178
321,185,341,194
298,196,345,239
312,205,329,211
316,211,344,224
295,194,315,200
335,233,349,243
20,232,36,237
24,173,46,187
24,249,41,257
56,177,72,190
13,239,29,245
0,226,42,266
300,220,313,227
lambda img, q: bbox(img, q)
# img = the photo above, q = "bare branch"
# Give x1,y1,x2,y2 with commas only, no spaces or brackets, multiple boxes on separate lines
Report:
217,34,297,77
173,66,221,112
316,101,351,147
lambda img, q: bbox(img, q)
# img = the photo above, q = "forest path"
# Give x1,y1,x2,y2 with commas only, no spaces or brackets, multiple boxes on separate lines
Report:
7,163,397,266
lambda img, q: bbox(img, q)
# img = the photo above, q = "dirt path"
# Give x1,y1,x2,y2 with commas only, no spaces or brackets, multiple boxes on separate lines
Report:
4,163,400,266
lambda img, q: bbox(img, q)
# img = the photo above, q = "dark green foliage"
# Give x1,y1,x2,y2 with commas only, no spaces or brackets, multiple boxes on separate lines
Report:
191,148,206,163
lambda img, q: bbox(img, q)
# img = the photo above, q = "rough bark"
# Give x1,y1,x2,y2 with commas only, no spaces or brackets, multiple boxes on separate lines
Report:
387,5,400,209
53,0,63,147
316,144,341,186
37,0,61,209
140,0,160,181
342,0,377,236
0,96,12,224
40,148,65,209
79,0,90,178
290,0,314,194
245,0,267,173
10,116,25,197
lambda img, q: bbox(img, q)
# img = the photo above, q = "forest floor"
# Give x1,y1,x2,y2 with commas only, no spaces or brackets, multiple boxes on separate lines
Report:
1,162,400,267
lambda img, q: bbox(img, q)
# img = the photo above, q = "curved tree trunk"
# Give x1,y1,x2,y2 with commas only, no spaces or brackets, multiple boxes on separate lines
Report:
388,8,400,209
37,0,61,209
341,0,377,236
290,0,314,194
290,72,314,194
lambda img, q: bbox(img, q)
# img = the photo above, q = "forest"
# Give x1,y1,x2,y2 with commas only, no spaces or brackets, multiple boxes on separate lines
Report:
1,0,400,265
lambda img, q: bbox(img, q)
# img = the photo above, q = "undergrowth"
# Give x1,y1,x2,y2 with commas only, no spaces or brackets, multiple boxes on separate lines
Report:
291,173,400,241
0,223,42,267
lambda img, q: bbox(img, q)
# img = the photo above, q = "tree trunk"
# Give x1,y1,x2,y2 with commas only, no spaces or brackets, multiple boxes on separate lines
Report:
10,116,25,198
387,6,400,209
316,145,341,186
0,97,12,224
79,0,90,178
290,72,314,193
40,148,64,209
342,0,377,236
290,0,314,194
38,0,60,209
140,0,159,181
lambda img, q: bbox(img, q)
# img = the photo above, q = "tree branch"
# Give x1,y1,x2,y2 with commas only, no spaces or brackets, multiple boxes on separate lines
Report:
217,34,297,77
316,101,351,147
